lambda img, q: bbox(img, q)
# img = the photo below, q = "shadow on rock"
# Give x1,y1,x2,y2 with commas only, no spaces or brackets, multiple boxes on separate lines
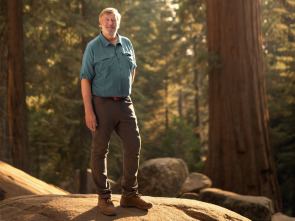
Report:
72,206,148,221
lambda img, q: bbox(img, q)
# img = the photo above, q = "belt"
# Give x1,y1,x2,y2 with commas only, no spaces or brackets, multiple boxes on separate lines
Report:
107,97,126,101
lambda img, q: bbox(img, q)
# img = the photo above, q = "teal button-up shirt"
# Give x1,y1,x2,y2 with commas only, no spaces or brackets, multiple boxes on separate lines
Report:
80,32,137,97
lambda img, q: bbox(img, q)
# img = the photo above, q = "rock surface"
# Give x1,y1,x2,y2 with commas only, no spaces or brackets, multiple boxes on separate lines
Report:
0,161,69,200
138,158,189,197
199,188,274,221
179,172,212,194
271,213,295,221
0,194,250,221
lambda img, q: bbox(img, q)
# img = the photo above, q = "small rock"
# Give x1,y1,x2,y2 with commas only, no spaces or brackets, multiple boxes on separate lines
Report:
179,172,212,194
199,188,274,221
180,192,199,200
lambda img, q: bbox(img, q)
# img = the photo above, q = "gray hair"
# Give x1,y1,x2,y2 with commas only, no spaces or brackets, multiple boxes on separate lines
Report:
99,8,121,27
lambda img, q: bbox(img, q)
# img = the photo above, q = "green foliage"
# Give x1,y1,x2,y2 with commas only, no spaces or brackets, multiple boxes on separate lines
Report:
160,117,204,173
262,0,295,215
122,0,188,158
23,0,95,185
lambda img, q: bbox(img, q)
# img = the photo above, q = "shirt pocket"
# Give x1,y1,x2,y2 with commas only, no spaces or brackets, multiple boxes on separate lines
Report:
122,51,136,72
94,54,114,76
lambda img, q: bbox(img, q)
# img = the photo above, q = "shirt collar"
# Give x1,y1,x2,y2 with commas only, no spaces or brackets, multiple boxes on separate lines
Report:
117,34,122,45
99,32,122,47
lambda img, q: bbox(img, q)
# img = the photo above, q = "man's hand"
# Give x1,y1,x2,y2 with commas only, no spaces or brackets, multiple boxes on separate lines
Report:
85,110,97,131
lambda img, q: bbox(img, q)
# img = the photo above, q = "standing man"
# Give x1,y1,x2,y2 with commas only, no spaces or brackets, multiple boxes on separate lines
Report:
80,8,152,216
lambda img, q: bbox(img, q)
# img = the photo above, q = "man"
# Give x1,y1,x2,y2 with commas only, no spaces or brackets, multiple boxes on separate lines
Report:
80,8,152,216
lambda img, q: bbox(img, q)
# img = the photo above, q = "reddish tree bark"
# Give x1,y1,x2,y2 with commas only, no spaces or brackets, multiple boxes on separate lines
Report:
7,0,29,172
205,0,282,211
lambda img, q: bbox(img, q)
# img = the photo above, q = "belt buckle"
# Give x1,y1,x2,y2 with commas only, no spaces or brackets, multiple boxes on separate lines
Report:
114,97,121,100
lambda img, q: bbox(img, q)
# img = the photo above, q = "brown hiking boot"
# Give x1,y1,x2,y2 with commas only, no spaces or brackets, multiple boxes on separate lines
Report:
97,198,116,216
120,194,153,210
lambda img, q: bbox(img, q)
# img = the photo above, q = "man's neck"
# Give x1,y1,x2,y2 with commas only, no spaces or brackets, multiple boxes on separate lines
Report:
102,32,117,45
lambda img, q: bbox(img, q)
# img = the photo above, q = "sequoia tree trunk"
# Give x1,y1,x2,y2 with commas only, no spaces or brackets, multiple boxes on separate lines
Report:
205,0,282,211
7,0,29,172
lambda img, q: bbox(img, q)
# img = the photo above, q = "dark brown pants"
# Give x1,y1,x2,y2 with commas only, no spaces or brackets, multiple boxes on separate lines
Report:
91,96,141,199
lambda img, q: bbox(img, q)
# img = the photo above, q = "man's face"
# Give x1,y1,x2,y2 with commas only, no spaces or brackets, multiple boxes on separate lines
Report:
100,13,119,37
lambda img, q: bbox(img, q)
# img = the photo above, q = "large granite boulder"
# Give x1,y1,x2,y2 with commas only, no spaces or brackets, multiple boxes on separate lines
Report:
179,172,212,194
199,188,274,221
0,161,68,200
138,158,189,197
0,194,250,221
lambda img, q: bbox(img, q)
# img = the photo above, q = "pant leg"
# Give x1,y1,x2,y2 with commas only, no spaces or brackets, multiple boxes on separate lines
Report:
91,96,117,198
115,97,141,198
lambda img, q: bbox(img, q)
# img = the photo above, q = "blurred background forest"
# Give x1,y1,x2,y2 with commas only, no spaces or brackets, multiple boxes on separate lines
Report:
0,0,294,216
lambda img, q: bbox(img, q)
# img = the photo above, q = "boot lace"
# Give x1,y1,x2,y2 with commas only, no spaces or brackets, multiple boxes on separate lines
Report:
106,198,114,206
135,194,142,198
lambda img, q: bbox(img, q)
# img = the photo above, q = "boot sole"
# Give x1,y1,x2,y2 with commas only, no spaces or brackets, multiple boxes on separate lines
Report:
100,209,116,216
98,206,116,216
120,203,152,210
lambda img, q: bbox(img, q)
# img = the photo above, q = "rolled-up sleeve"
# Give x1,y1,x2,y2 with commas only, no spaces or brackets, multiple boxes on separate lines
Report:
130,42,137,70
80,44,95,80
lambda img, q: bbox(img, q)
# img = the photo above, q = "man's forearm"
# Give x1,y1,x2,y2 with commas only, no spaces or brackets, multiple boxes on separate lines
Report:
132,69,136,83
81,79,93,113
81,79,97,131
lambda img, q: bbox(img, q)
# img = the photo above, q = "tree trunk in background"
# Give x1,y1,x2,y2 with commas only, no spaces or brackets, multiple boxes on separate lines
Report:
79,169,88,194
193,68,200,139
0,0,9,163
7,0,29,172
177,88,183,158
205,0,282,211
164,75,169,130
